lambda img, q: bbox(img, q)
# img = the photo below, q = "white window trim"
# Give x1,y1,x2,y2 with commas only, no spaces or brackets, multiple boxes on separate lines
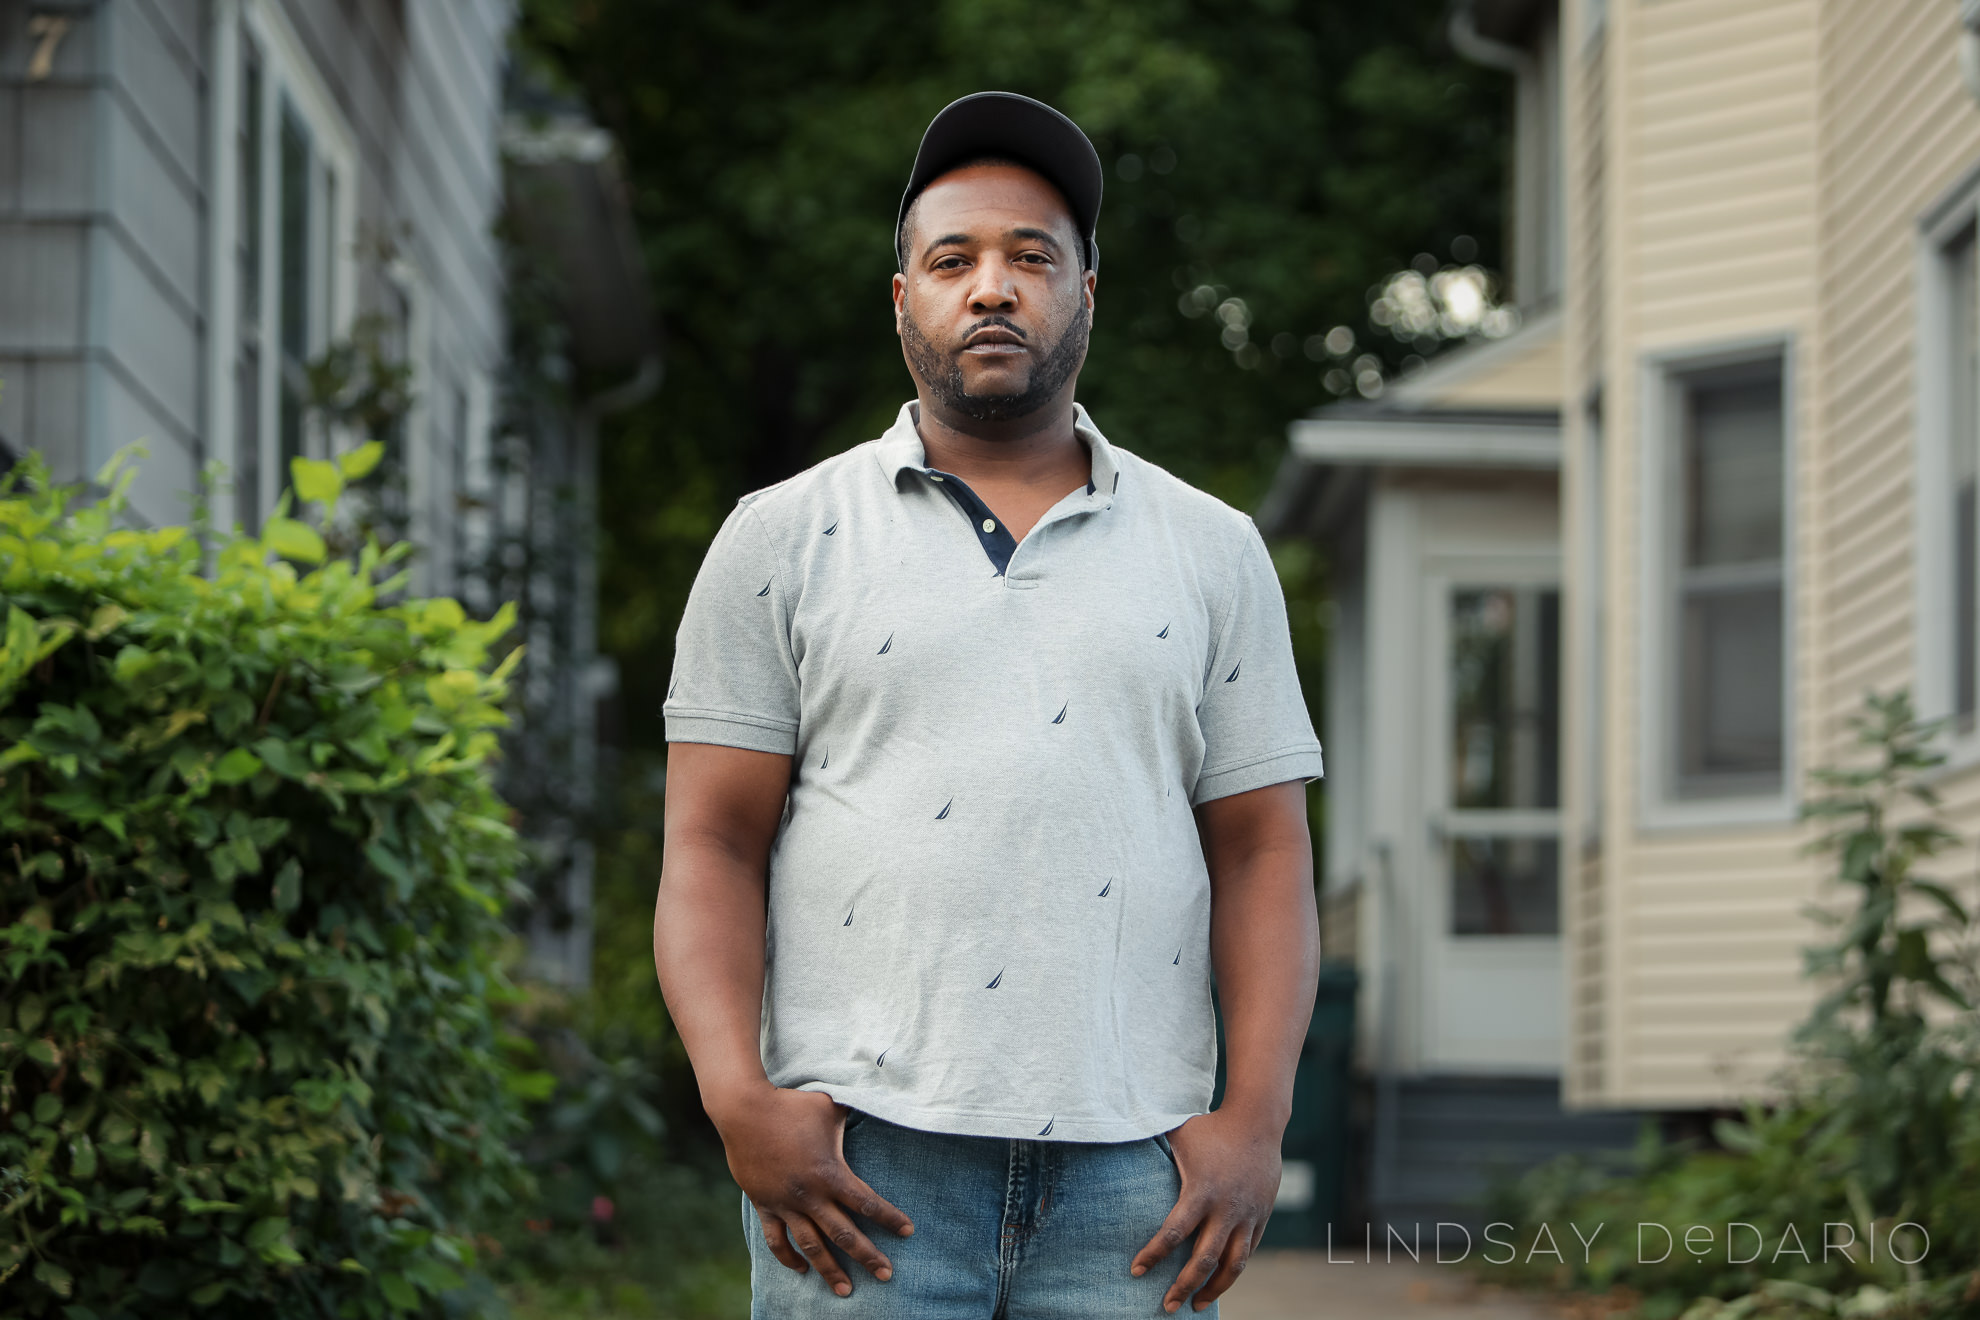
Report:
388,257,435,590
202,2,243,530
1580,0,1607,53
202,0,358,531
1636,334,1799,831
460,369,496,606
1915,164,1980,771
1572,385,1605,856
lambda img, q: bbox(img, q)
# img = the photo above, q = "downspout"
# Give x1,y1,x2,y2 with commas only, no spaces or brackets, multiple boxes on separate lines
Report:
1449,0,1534,78
1449,0,1544,314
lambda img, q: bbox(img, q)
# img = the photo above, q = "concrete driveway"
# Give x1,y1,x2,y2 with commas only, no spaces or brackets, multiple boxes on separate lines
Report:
1219,1252,1561,1320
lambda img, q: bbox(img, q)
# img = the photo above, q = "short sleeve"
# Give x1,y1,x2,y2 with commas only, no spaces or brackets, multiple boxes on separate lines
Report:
663,501,801,755
1191,517,1325,805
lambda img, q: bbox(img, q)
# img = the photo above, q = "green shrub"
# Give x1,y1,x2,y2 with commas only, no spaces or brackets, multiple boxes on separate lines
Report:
487,797,752,1320
0,447,538,1317
1480,691,1980,1320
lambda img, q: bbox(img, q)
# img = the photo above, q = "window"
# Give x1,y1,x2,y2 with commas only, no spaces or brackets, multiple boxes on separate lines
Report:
1917,186,1980,748
207,2,355,530
1447,585,1561,937
1645,346,1793,817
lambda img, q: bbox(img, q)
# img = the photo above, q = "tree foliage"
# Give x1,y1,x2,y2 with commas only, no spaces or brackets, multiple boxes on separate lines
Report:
0,448,536,1317
514,0,1509,758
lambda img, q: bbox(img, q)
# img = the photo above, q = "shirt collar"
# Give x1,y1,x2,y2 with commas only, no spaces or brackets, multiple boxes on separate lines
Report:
874,400,1122,504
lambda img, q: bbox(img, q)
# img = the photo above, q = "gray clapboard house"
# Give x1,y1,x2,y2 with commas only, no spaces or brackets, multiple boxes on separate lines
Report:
0,0,655,987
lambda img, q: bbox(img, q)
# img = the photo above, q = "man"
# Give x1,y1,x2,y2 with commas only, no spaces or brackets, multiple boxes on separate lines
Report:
656,91,1324,1317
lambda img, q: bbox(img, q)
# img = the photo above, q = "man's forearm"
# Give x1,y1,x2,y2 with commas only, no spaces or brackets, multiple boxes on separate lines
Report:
654,838,778,1122
1202,787,1319,1130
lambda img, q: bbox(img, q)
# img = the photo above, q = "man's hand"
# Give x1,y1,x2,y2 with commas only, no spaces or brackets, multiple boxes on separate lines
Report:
1132,777,1313,1311
659,741,917,1295
715,1084,916,1297
1130,1107,1282,1313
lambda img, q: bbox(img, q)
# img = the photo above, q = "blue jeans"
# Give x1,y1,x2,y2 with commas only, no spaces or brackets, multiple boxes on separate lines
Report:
743,1109,1217,1318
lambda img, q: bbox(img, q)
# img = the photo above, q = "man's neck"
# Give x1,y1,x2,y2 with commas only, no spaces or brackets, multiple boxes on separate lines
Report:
912,395,1089,491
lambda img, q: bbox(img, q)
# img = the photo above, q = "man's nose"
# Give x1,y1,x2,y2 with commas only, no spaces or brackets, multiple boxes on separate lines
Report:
966,257,1018,313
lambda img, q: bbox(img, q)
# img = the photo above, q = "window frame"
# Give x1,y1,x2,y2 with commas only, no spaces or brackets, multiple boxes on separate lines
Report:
1636,335,1798,830
203,0,358,532
385,255,434,583
1573,385,1606,857
1914,167,1980,768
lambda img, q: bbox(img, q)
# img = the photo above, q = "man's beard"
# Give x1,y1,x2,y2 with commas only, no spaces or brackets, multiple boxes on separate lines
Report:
900,297,1090,423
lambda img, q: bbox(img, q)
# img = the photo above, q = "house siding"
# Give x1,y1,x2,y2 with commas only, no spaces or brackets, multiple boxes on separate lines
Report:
2,2,104,487
0,0,211,522
1812,0,1980,927
1564,0,1980,1110
1421,331,1563,410
0,0,508,550
1561,0,1609,1107
1571,0,1824,1107
261,0,508,590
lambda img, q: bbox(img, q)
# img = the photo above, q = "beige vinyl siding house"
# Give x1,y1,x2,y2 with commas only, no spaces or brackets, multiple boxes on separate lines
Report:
1264,0,1980,1222
1570,0,1980,1110
1570,0,1825,1109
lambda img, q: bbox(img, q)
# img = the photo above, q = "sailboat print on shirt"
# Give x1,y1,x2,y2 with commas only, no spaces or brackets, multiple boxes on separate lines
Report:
876,1047,891,1067
1097,878,1112,897
756,580,772,597
878,631,894,654
1038,1116,1055,1136
1051,701,1068,724
935,798,952,820
986,967,1004,989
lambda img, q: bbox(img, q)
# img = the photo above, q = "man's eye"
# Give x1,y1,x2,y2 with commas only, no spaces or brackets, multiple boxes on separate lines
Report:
933,256,966,270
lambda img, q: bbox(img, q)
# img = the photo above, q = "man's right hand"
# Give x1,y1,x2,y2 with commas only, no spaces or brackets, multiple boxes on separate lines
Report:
715,1084,916,1297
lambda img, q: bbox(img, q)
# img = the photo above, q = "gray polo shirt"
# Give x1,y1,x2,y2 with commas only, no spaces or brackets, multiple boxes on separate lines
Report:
664,400,1324,1142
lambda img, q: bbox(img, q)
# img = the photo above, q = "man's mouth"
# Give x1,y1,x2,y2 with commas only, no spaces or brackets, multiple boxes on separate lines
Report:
961,326,1027,355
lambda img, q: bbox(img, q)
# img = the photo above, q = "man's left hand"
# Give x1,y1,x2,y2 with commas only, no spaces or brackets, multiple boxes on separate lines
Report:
1130,1106,1282,1312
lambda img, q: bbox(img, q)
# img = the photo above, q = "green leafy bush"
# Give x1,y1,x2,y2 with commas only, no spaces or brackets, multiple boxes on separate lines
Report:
0,447,536,1316
1480,692,1980,1320
485,793,752,1320
490,987,750,1320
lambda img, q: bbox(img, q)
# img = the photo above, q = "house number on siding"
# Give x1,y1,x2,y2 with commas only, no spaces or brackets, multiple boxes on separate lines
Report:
25,13,72,83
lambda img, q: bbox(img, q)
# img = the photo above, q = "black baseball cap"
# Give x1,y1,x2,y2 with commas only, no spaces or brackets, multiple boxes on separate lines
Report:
897,91,1104,273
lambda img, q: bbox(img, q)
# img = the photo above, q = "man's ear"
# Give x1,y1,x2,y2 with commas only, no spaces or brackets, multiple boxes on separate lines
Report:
891,272,907,335
1082,268,1096,312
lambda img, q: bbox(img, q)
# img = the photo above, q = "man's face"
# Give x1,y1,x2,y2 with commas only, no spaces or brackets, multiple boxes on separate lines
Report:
892,162,1096,425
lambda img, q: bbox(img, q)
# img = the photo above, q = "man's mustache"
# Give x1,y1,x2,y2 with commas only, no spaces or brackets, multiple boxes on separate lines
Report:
958,315,1029,344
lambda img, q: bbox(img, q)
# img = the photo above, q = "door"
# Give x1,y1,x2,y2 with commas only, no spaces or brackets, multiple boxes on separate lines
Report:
1423,573,1564,1073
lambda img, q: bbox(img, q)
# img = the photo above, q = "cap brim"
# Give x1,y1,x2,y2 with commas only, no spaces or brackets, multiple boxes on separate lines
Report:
898,91,1103,272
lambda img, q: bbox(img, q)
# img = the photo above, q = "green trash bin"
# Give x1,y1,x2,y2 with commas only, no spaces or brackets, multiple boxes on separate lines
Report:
1209,961,1358,1248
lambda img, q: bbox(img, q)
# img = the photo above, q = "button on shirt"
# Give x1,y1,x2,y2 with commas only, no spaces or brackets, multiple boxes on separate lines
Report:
664,400,1324,1142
